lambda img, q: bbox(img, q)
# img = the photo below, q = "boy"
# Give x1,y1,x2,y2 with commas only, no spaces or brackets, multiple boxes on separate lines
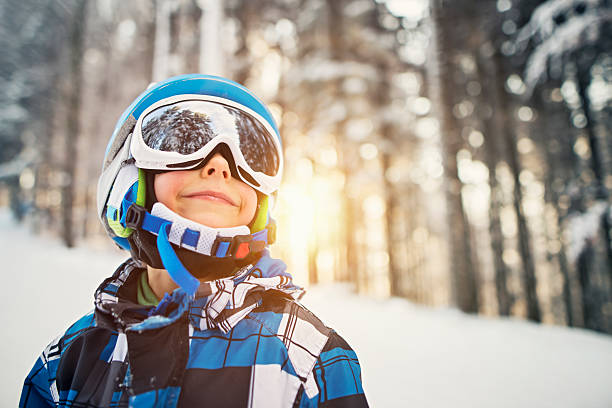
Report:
20,74,368,407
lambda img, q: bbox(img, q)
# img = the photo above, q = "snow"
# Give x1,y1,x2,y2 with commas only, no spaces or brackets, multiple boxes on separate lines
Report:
515,0,612,91
379,0,428,22
523,10,612,89
564,201,609,263
517,0,602,41
2,210,612,407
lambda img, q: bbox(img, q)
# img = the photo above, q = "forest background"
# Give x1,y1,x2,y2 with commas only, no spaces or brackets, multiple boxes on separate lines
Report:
1,0,612,336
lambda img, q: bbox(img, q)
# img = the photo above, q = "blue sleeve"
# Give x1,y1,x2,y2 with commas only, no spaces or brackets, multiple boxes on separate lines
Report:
298,331,368,407
20,312,96,407
20,353,57,407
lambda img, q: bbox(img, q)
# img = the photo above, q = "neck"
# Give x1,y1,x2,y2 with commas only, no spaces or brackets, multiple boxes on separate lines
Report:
146,265,180,300
144,252,264,299
144,262,240,299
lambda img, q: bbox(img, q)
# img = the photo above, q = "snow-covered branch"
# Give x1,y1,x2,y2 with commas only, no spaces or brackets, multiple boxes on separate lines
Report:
564,200,609,263
516,0,602,44
523,10,612,90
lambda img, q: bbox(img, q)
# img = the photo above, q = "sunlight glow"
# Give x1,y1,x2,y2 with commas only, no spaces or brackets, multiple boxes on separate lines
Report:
273,167,346,287
359,143,379,160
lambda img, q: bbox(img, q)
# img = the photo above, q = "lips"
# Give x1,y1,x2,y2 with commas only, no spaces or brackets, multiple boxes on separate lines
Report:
183,190,238,206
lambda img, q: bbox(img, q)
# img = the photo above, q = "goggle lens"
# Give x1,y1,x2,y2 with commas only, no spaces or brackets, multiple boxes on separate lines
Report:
140,100,280,177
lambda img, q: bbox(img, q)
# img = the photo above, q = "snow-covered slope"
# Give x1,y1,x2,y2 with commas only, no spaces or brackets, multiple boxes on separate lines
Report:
304,286,612,408
2,210,612,407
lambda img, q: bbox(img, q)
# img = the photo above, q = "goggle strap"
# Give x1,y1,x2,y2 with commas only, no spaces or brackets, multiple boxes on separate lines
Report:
249,195,269,233
136,168,147,207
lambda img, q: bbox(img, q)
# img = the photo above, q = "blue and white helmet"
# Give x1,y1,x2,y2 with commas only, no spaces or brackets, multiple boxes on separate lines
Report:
96,74,283,295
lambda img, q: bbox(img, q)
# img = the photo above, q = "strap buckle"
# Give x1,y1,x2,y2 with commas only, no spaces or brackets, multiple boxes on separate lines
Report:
211,234,266,259
124,204,146,229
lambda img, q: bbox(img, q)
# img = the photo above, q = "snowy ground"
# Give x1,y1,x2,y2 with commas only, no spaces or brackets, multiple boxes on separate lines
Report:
2,210,612,407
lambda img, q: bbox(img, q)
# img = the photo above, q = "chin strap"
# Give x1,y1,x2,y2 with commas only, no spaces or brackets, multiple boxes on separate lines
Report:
112,198,276,297
157,222,201,296
119,200,275,258
104,165,276,296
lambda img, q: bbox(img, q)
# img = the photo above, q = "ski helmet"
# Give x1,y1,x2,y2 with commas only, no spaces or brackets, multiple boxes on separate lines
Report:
96,74,283,295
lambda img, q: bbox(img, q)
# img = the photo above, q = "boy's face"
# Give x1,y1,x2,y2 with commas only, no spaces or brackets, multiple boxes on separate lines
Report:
154,153,258,228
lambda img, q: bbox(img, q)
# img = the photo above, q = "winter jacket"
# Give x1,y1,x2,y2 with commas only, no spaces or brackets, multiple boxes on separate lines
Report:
20,253,368,407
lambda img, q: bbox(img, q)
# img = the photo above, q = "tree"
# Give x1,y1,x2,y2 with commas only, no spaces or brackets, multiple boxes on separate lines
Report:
430,0,480,313
516,0,612,331
61,0,87,247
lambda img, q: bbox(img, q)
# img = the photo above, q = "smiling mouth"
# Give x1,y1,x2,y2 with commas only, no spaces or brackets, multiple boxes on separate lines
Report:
183,191,238,206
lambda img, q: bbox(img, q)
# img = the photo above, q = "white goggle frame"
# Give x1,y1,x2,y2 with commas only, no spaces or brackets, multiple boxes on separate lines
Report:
130,94,283,196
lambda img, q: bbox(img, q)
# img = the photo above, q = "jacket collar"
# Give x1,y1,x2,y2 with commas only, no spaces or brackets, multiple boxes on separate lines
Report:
94,251,303,333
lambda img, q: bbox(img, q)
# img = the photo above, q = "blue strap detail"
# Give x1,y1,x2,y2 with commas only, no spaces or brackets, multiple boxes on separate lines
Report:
148,292,173,317
119,200,130,226
215,241,231,257
119,196,271,257
106,206,118,221
112,236,131,250
182,229,199,247
157,223,200,297
118,183,139,226
140,211,167,235
252,229,268,242
119,196,167,236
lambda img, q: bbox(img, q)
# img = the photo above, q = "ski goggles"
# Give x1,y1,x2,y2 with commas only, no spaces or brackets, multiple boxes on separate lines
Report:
130,95,283,195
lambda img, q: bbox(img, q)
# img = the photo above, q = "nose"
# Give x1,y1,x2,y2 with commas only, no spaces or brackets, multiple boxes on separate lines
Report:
201,153,231,181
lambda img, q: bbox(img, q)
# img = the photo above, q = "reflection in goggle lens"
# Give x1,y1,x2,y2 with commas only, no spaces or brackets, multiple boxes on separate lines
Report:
141,101,279,176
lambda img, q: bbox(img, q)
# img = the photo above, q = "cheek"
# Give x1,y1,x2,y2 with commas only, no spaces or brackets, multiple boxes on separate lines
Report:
154,172,184,209
239,185,258,223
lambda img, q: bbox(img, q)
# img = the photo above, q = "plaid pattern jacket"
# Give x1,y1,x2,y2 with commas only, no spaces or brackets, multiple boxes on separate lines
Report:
20,258,367,407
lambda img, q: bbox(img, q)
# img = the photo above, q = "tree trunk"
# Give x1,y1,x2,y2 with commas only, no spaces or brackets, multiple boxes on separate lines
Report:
61,0,87,248
533,84,576,326
231,0,257,84
577,242,606,331
576,66,607,200
492,50,541,321
576,67,612,285
325,0,360,288
477,46,512,316
199,0,224,76
374,61,400,296
575,65,612,333
431,0,479,313
152,0,171,81
9,177,25,221
382,148,400,296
